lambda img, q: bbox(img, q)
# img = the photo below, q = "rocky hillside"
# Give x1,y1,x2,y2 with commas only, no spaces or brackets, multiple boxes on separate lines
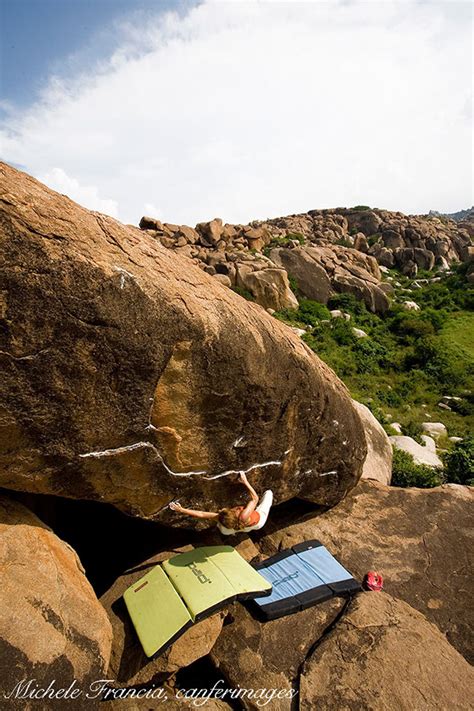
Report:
1,163,473,708
138,206,472,313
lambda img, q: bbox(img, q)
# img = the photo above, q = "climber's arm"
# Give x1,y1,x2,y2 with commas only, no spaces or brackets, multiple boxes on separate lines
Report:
239,472,259,502
239,473,259,522
169,502,218,520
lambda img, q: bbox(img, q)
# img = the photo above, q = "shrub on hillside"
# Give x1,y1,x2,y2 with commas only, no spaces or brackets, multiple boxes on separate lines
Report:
389,313,435,341
327,293,365,315
331,318,357,346
376,387,403,408
415,282,458,311
263,232,305,256
274,299,331,328
231,285,255,301
335,238,353,248
444,263,474,311
410,337,472,387
364,402,390,425
353,338,388,374
442,436,474,485
451,396,474,416
302,331,357,377
402,420,423,444
391,448,443,488
419,307,448,333
414,267,474,312
297,299,331,325
394,370,432,403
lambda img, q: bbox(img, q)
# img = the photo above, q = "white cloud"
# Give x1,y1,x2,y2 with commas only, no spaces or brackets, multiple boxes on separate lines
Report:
38,168,119,217
1,1,472,225
143,202,163,220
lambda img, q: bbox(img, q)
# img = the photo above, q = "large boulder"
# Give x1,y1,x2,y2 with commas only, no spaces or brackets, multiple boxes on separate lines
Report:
259,480,474,662
210,598,345,711
300,592,474,711
196,218,224,246
272,244,389,313
395,246,436,271
345,209,383,236
389,435,443,467
332,271,389,313
239,267,298,311
269,246,333,303
0,162,367,521
0,494,112,708
421,421,447,440
353,401,392,485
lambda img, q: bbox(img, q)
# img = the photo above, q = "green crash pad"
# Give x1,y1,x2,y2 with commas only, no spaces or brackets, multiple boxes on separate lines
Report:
123,564,192,658
124,545,272,658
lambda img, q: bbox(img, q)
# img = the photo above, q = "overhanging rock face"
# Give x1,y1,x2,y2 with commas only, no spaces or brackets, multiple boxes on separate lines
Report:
0,162,366,521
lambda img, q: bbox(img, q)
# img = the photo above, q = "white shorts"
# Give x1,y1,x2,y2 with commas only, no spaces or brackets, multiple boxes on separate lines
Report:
217,490,273,536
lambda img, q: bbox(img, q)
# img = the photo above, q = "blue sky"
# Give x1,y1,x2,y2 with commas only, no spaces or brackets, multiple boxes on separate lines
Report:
0,1,472,224
0,0,187,106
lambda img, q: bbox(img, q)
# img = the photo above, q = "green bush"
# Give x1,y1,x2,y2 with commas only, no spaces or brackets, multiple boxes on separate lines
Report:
263,232,306,255
443,263,474,311
297,299,331,325
288,274,299,294
230,285,255,301
391,448,443,488
335,238,353,248
394,370,431,403
451,397,474,416
273,308,301,325
302,330,357,377
412,266,474,312
384,423,402,436
274,299,331,328
389,313,435,341
367,234,381,247
410,337,471,387
364,403,390,425
419,308,448,333
353,338,388,374
332,318,357,346
352,205,371,211
415,283,457,311
285,232,306,243
327,293,365,315
402,420,423,444
376,387,403,408
442,436,474,485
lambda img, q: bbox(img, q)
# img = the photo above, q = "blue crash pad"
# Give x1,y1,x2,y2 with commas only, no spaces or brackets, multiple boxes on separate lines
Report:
250,540,360,620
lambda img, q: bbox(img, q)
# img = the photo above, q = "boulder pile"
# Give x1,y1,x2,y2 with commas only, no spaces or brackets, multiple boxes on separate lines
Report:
138,206,472,312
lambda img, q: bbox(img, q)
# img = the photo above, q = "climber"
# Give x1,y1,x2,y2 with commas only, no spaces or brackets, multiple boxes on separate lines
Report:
169,472,273,535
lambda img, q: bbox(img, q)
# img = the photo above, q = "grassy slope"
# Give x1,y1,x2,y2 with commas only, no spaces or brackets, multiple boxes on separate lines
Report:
441,311,474,359
274,267,474,441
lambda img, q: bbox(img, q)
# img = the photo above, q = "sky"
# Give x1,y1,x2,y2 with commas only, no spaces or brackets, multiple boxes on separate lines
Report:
0,0,472,226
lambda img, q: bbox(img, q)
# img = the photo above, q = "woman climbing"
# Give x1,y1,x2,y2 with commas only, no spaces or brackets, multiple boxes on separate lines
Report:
169,472,273,535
